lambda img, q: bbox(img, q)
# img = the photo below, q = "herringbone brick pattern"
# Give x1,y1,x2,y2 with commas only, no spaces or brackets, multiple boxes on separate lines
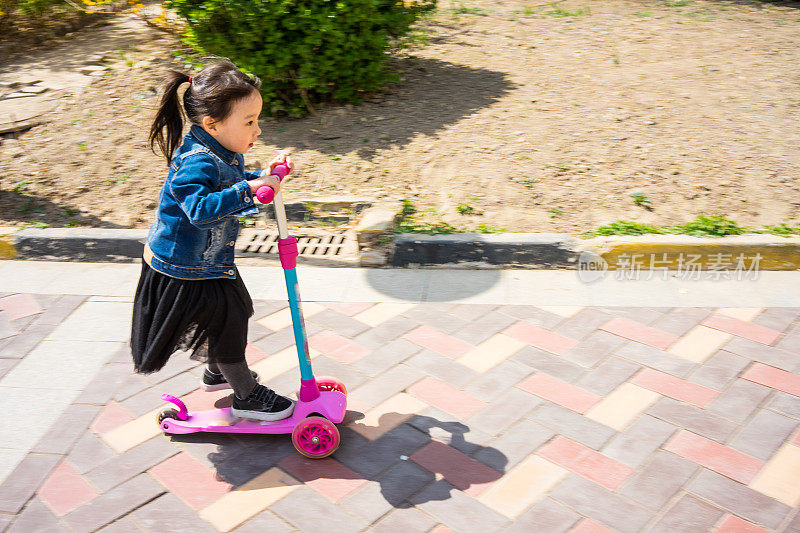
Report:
1,296,799,531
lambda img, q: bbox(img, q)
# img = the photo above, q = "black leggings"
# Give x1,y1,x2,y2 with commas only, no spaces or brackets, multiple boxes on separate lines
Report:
208,361,257,398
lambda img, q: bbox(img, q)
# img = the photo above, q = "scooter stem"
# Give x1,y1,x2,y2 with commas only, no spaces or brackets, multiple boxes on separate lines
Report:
273,191,320,402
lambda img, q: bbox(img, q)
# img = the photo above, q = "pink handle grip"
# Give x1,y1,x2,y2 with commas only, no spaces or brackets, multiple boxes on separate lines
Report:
255,163,290,204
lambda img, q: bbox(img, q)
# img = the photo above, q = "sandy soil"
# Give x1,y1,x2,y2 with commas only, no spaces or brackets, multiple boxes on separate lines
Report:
1,0,799,234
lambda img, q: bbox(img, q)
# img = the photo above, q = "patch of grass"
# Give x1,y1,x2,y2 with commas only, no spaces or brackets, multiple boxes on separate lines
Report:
394,199,459,234
456,203,476,215
11,179,31,194
585,220,665,237
23,221,50,229
630,191,652,208
544,5,590,16
549,208,563,217
672,215,747,237
77,141,88,150
474,223,505,233
760,219,800,236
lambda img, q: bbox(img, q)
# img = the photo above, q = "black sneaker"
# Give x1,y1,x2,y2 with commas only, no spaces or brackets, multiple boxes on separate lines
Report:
232,384,295,421
201,368,260,392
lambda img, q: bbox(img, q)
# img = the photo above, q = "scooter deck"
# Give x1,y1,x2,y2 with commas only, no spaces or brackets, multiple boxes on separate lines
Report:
161,390,346,435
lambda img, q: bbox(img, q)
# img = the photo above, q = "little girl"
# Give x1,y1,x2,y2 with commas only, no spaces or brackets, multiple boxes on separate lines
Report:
130,58,295,421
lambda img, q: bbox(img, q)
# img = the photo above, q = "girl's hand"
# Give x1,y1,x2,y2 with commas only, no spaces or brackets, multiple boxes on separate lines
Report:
268,153,294,175
248,172,281,195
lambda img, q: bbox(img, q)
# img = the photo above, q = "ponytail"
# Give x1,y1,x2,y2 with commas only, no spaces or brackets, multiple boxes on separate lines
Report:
149,70,191,165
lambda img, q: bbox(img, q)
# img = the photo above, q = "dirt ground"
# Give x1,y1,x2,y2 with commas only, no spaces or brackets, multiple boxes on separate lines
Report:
1,0,799,234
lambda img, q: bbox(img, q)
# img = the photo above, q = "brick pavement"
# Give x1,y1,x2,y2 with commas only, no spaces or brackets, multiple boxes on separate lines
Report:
1,293,800,532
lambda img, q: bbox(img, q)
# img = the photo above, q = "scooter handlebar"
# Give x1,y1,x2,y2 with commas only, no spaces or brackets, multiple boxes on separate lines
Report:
255,163,290,204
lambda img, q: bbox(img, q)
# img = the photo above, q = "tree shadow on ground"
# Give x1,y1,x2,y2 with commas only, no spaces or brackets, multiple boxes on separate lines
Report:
170,409,507,509
0,189,125,228
261,57,517,162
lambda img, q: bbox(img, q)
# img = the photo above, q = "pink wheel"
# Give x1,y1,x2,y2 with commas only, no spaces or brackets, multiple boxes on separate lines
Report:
316,376,347,396
292,416,340,459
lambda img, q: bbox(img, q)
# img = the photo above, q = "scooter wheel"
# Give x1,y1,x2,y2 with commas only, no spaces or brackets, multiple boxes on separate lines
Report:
157,408,179,431
316,376,347,396
292,416,340,459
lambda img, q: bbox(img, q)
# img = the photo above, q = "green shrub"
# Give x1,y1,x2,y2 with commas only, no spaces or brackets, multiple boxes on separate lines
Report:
167,0,436,116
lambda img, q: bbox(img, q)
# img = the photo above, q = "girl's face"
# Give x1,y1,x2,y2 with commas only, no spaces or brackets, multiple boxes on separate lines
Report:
202,90,263,154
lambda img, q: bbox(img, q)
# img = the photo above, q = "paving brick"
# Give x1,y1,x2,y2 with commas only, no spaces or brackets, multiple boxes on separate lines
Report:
468,387,538,436
211,437,295,487
351,338,420,378
91,401,135,435
199,468,301,532
74,362,131,405
554,308,614,341
0,294,41,321
648,494,726,533
504,321,577,356
0,324,54,358
66,431,117,474
706,379,772,424
647,397,739,442
537,436,635,491
35,295,86,325
371,507,437,533
307,355,369,391
353,303,415,328
230,510,293,533
550,475,652,533
478,455,570,519
689,469,792,530
632,367,719,407
600,316,679,350
130,492,217,532
475,419,554,471
576,356,640,396
335,423,430,478
308,330,371,363
411,440,501,496
37,460,99,517
463,359,534,403
336,480,393,524
618,450,696,511
751,308,800,332
668,325,733,364
278,454,367,502
251,327,298,356
402,304,468,334
585,383,660,431
601,414,678,469
271,486,366,533
714,514,771,533
511,345,585,383
729,409,799,461
503,497,579,533
562,331,628,368
410,480,509,532
769,391,800,419
32,404,102,455
309,309,371,338
450,303,497,322
703,314,783,345
664,430,764,484
407,349,478,388
724,337,797,371
349,364,423,408
84,436,179,492
689,350,750,390
0,357,16,378
775,324,800,355
458,333,526,374
6,497,68,533
408,408,494,457
368,459,436,509
119,371,199,417
499,305,565,329
742,363,800,396
616,341,696,377
600,307,669,326
569,518,616,533
352,317,419,352
166,432,246,473
781,509,800,533
63,474,165,532
408,376,486,420
451,310,517,345
348,392,428,441
750,443,800,507
528,403,617,451
403,325,473,359
651,307,714,337
517,373,601,414
147,452,232,511
0,453,61,513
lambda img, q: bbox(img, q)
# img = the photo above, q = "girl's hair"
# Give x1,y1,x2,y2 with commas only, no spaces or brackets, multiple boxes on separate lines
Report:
149,58,262,164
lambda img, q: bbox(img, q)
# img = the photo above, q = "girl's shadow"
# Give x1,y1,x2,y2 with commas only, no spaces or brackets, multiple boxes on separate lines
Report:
171,408,507,508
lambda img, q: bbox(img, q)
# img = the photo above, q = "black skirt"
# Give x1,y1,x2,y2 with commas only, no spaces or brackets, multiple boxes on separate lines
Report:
130,260,254,374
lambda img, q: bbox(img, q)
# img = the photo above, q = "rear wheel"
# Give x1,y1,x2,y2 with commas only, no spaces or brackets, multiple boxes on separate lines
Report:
157,408,179,431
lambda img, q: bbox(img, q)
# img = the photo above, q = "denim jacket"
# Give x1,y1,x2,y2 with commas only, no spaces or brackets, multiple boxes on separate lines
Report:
145,125,261,280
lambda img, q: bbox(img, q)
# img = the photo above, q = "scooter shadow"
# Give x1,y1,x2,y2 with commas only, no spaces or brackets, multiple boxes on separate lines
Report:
168,409,508,509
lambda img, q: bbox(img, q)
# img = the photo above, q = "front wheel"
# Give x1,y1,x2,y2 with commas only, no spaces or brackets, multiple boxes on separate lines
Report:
292,416,340,459
316,376,347,396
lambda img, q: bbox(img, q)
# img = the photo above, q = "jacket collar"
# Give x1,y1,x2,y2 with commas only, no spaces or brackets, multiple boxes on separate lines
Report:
189,124,239,166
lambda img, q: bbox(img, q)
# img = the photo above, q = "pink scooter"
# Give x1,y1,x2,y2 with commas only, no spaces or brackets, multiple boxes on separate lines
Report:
158,164,347,459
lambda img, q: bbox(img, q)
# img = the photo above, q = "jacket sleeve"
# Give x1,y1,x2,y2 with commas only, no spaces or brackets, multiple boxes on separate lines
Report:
169,153,258,229
244,169,266,181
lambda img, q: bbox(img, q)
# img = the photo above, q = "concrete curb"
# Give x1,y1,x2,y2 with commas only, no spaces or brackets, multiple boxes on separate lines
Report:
3,227,800,270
